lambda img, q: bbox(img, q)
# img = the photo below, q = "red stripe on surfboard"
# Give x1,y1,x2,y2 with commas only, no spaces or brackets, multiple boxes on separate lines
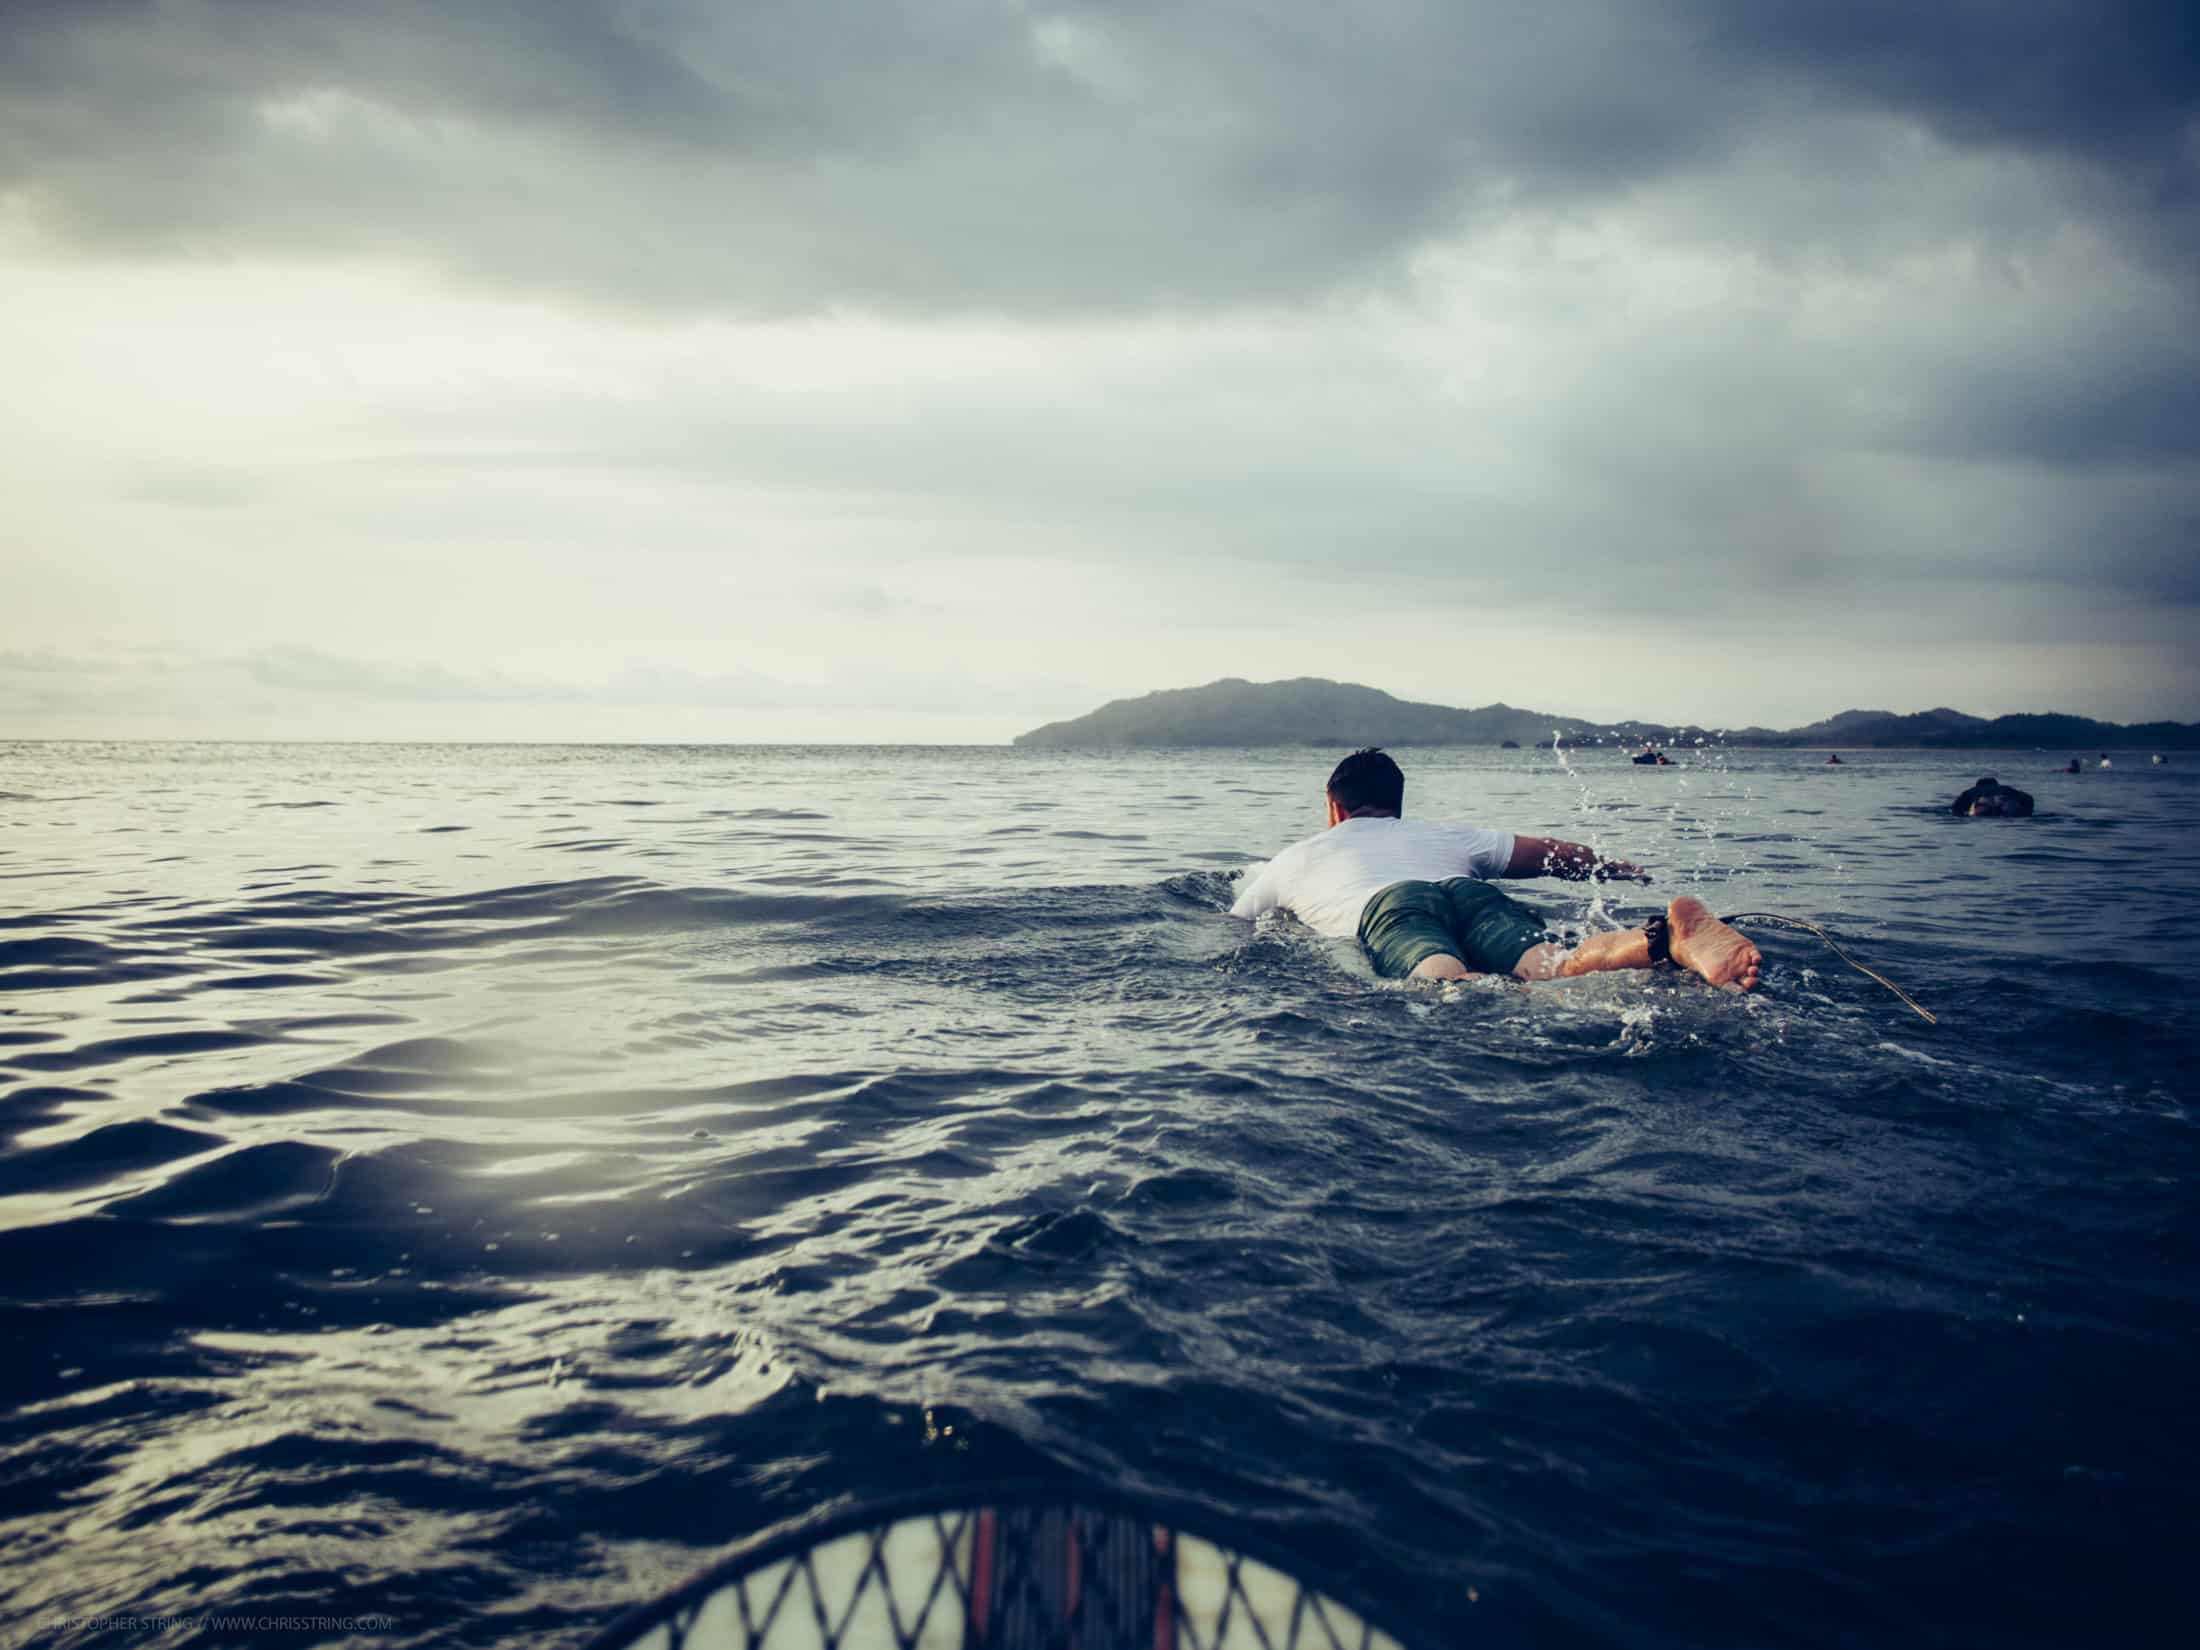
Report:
972,1509,996,1645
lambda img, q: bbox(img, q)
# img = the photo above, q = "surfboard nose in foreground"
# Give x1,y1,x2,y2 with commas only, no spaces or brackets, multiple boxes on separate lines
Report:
587,1489,1424,1650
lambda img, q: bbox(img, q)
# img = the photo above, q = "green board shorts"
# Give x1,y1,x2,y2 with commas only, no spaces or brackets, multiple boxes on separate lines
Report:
1357,878,1555,978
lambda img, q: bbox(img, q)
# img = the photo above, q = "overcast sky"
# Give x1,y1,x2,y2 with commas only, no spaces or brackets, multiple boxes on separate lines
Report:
4,0,2196,742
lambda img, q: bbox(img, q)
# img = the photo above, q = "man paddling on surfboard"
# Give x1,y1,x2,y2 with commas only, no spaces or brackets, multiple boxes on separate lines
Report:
1231,748,1761,990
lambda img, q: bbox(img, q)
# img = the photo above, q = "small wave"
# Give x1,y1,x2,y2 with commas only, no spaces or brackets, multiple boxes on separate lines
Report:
0,1120,225,1197
9,1027,268,1073
103,1140,343,1222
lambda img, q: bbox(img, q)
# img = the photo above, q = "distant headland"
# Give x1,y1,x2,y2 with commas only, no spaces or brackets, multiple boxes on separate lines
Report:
1012,678,2200,750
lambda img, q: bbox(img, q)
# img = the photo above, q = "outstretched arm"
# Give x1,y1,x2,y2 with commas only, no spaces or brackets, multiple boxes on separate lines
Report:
1505,834,1650,883
1228,860,1279,920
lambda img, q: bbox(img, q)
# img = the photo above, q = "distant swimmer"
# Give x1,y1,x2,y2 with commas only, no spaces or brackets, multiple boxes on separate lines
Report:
2065,758,2083,774
1632,742,1673,766
1951,776,2034,818
1231,748,1760,989
1826,753,1843,765
2100,755,2114,770
2153,754,2167,765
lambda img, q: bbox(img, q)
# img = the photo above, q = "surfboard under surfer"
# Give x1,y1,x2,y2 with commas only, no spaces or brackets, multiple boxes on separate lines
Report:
1230,748,1760,990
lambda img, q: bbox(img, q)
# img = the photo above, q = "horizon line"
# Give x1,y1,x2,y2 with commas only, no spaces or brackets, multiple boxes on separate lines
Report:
3,734,2185,752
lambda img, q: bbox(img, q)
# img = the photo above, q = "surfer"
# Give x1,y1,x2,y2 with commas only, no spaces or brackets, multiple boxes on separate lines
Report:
1230,748,1760,989
1951,776,2034,817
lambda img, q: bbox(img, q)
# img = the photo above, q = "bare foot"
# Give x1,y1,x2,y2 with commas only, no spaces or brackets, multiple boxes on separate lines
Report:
1667,896,1761,991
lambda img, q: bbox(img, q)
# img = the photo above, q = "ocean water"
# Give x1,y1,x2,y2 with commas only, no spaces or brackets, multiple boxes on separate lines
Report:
3,740,2195,1650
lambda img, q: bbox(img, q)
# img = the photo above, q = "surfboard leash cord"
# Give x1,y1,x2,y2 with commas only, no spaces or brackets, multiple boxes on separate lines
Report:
1721,911,1938,1024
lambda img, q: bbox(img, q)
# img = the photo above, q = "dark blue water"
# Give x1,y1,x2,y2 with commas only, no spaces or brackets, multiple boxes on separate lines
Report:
4,742,2196,1649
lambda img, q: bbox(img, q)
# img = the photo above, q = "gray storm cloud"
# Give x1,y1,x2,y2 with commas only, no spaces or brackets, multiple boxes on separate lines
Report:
4,1,2193,312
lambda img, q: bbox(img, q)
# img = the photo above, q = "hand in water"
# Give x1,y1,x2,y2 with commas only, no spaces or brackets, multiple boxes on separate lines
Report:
1593,860,1650,883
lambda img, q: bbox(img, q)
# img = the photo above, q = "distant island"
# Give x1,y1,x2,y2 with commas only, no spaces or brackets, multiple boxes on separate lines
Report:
1013,678,2200,750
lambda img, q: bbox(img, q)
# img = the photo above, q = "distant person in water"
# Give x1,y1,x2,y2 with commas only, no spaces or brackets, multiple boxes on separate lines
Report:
2099,755,2113,769
1826,753,1843,765
2066,758,2083,774
1951,776,2034,817
1230,748,1761,990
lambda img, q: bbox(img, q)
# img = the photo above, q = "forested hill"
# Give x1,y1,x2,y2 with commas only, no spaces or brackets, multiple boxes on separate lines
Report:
1011,678,2200,749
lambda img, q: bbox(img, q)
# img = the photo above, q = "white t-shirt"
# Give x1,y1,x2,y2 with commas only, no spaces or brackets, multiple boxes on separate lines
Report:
1229,816,1516,939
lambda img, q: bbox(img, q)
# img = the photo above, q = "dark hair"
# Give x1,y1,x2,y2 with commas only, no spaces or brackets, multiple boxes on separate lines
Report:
1326,747,1403,817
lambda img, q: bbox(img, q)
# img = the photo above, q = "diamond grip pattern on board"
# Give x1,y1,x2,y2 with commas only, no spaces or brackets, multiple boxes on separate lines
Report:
632,1505,1398,1650
655,1509,977,1650
1169,1536,1395,1650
